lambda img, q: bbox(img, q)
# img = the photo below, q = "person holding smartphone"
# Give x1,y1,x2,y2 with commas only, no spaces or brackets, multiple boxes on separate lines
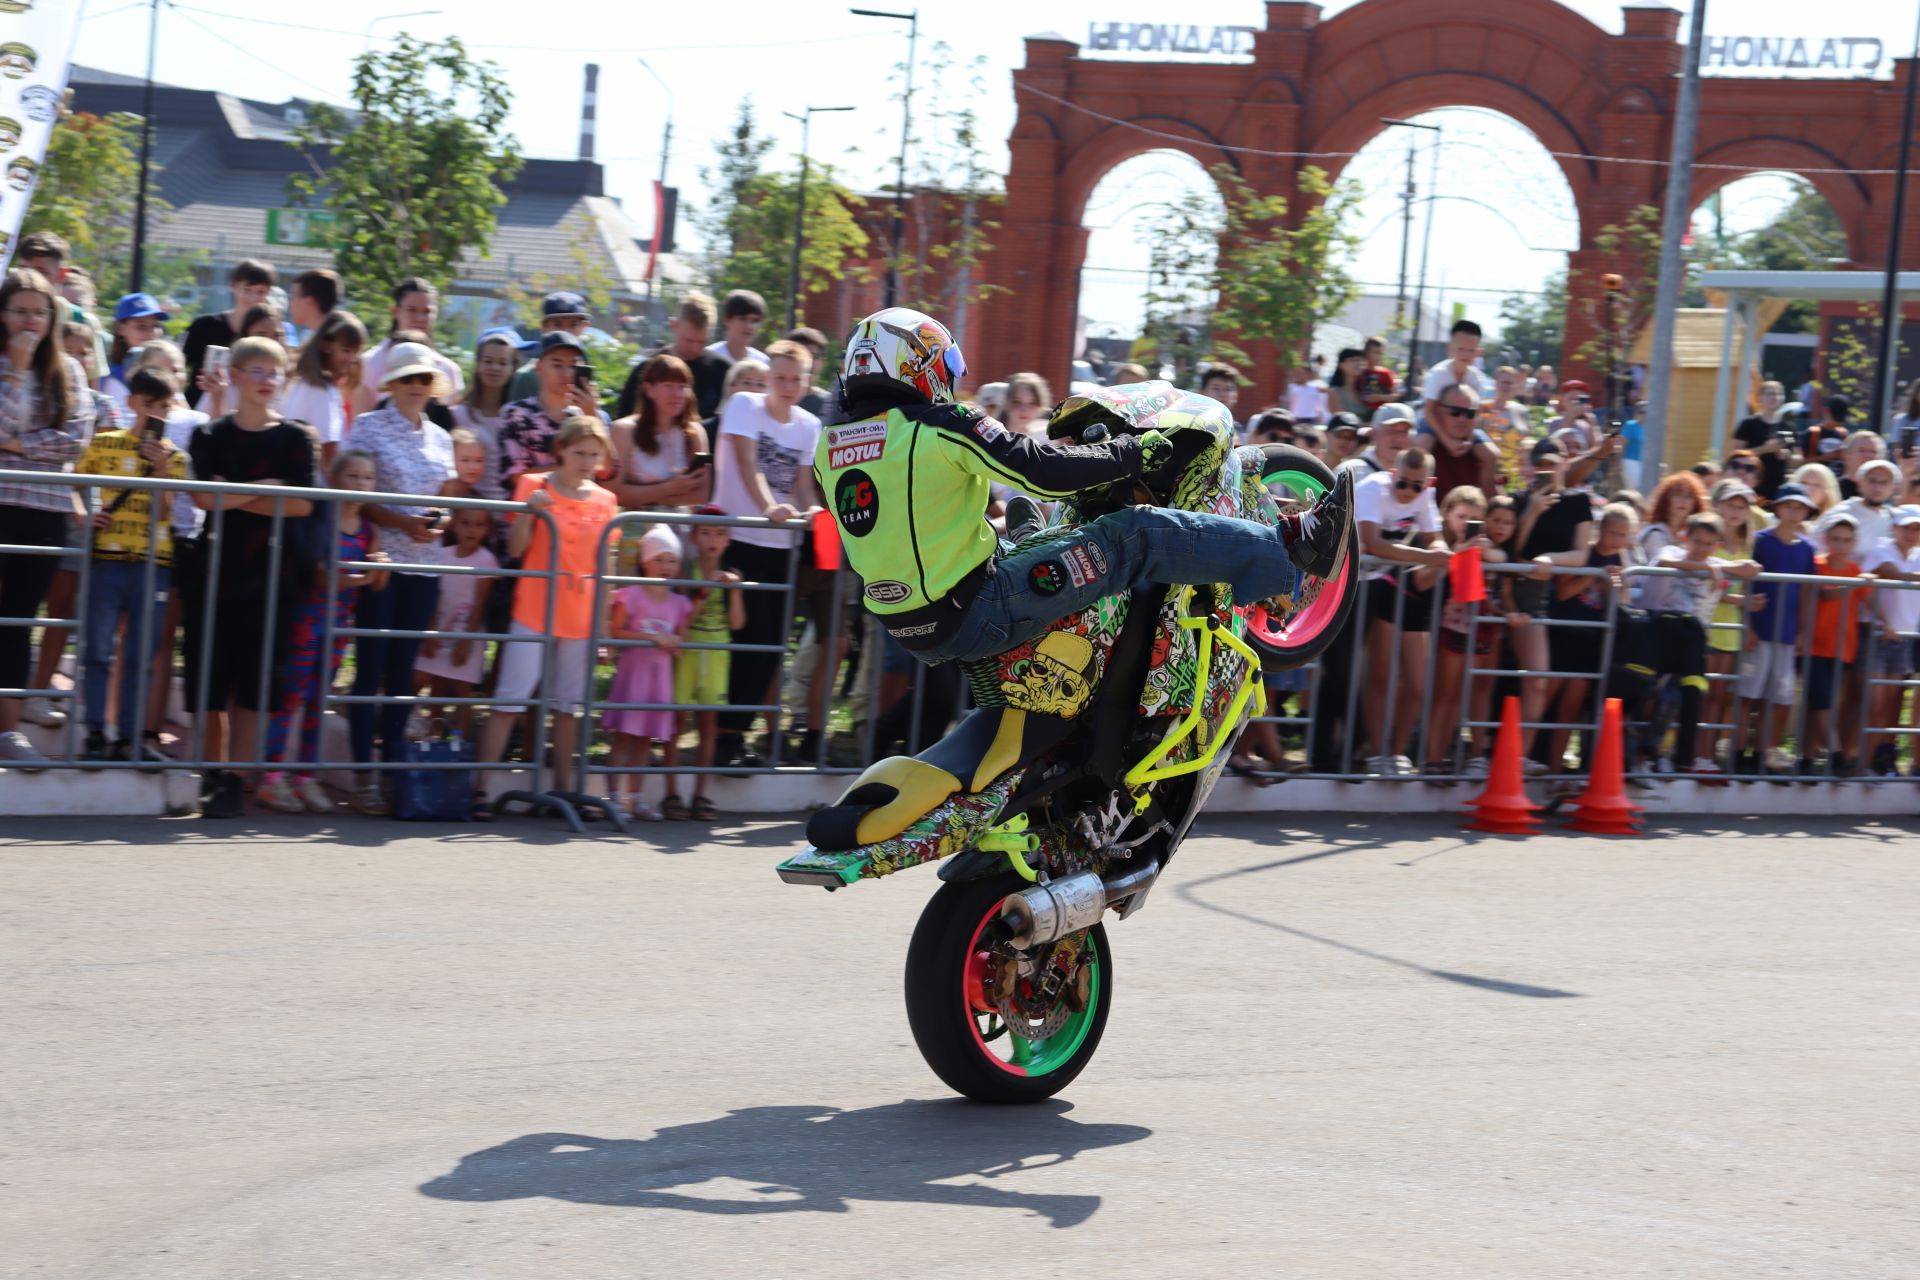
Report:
611,354,711,567
496,331,604,491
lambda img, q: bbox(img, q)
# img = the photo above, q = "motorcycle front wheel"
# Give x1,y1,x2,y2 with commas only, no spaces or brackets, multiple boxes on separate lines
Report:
904,872,1113,1104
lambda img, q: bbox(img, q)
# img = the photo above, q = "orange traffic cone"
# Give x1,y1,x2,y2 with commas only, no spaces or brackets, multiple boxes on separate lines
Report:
1463,695,1542,834
1565,697,1644,835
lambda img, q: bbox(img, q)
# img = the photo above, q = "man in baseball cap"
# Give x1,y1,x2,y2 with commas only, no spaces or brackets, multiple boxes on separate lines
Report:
507,290,594,398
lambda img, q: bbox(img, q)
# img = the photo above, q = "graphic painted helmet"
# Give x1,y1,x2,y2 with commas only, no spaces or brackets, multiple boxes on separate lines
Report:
841,307,967,404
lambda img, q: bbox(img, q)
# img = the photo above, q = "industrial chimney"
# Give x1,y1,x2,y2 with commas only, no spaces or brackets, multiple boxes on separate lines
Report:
578,63,599,161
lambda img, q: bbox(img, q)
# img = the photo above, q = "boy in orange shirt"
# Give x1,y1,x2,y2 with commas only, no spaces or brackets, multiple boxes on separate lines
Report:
1807,514,1870,774
476,415,618,815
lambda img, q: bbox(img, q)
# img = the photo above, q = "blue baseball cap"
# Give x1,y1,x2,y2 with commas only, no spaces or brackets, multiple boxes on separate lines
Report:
542,291,588,319
478,325,536,351
1771,482,1816,511
113,292,165,322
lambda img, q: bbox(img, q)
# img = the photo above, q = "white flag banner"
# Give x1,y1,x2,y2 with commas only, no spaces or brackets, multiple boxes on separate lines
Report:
0,0,84,268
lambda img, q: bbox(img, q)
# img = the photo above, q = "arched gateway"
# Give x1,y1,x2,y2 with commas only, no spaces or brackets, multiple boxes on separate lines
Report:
975,0,1909,407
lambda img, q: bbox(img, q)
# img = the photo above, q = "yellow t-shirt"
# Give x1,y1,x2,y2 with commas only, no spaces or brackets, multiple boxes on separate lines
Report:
77,429,186,568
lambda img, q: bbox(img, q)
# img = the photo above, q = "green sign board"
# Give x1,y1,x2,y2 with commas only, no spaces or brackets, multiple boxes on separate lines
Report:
265,208,338,248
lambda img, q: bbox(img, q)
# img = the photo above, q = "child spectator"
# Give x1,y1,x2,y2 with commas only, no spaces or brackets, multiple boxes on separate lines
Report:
1533,502,1636,773
1862,506,1920,775
414,507,497,734
475,415,618,817
1807,514,1870,776
441,427,489,500
1734,482,1819,775
451,328,525,501
74,369,187,762
278,310,369,468
1354,448,1447,776
1636,513,1756,774
1427,485,1502,774
257,451,389,814
604,525,692,821
1460,496,1523,776
1637,472,1707,564
183,259,275,407
674,507,746,821
103,293,167,406
183,336,318,817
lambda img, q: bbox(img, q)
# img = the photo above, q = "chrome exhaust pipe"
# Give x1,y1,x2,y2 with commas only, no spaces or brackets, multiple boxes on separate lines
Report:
998,858,1161,949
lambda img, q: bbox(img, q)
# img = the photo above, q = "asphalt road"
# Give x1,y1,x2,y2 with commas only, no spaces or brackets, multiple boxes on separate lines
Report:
3,812,1914,1279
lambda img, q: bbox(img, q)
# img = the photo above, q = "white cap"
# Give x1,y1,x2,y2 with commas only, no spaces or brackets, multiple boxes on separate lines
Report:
639,523,683,561
1893,505,1920,528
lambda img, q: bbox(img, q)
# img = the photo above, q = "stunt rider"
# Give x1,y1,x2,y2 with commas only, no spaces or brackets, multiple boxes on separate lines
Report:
815,308,1355,666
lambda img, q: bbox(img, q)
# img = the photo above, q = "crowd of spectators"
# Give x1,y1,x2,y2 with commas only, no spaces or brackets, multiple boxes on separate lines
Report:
5,226,1920,826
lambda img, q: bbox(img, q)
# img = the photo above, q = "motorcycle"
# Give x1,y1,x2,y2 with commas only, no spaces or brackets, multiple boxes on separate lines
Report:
776,382,1357,1102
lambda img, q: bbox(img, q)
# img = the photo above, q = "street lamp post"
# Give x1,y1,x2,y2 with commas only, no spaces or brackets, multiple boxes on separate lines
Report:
783,106,855,331
851,7,918,308
130,0,161,293
1381,117,1440,379
1872,6,1920,431
363,9,441,52
637,56,676,343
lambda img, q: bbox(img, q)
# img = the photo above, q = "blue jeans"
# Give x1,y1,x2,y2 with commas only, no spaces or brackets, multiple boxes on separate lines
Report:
348,571,440,765
919,506,1299,665
83,558,170,736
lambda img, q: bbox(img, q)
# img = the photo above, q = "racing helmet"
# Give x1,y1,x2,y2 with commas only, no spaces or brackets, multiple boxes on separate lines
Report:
841,307,967,404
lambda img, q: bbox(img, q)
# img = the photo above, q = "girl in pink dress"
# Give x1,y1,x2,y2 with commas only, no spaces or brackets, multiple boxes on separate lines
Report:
605,525,692,821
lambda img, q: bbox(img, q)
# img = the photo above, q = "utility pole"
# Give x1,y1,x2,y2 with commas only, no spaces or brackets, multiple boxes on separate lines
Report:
129,0,161,293
1641,0,1709,482
783,105,853,331
1409,124,1442,388
852,7,918,308
637,56,676,342
1873,7,1920,431
1381,117,1439,378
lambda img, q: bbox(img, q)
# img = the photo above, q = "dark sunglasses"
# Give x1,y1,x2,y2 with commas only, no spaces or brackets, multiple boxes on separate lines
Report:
395,373,435,387
1729,460,1759,472
1441,404,1476,420
1394,476,1425,494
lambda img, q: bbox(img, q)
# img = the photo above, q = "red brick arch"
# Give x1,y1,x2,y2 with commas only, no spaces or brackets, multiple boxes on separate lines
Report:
974,0,1919,408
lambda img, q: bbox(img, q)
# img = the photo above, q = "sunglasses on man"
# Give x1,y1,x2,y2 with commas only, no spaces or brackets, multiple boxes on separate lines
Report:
1394,475,1426,494
1440,404,1476,420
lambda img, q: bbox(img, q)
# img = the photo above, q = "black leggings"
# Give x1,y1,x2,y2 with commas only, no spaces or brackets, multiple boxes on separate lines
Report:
719,541,798,743
0,505,68,692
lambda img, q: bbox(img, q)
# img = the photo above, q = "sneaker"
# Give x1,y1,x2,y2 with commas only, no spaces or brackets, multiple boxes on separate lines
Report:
1833,756,1864,779
79,729,111,765
0,729,46,772
1285,469,1353,580
294,777,332,813
110,737,173,768
1464,756,1490,779
1735,750,1761,776
1686,757,1723,775
628,798,663,822
350,782,389,817
20,696,65,728
1651,757,1675,775
200,770,244,819
1004,494,1046,544
1765,747,1797,774
1521,758,1549,777
257,775,306,814
405,709,434,741
1363,754,1404,776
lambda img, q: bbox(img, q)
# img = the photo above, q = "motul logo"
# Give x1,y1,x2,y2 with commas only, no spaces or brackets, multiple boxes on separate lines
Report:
829,440,885,468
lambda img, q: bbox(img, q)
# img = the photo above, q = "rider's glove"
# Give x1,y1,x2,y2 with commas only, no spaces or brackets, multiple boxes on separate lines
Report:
1138,428,1211,502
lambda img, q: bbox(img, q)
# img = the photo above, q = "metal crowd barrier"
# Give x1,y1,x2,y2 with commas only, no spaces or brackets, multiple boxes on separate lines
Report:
1,465,1916,821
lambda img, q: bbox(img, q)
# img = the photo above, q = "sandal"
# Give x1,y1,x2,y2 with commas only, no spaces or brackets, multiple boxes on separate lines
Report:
471,792,494,823
660,793,690,821
690,794,717,821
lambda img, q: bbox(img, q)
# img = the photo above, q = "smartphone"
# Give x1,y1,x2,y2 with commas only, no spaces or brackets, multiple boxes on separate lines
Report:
422,508,450,532
573,365,594,391
204,345,230,377
1465,519,1484,541
686,451,713,473
140,415,166,443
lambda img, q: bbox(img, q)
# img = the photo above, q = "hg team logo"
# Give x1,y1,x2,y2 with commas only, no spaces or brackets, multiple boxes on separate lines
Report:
0,42,35,80
5,154,33,191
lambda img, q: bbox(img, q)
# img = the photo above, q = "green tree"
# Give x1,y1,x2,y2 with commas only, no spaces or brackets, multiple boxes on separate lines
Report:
716,161,871,328
1496,271,1567,368
287,34,523,306
1705,184,1846,334
22,108,201,301
694,99,777,281
1138,163,1364,377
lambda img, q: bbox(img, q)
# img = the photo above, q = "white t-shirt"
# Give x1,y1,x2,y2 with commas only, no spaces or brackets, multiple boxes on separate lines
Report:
1286,381,1328,423
277,378,345,445
1824,497,1894,553
162,406,211,535
714,391,821,549
1862,538,1920,635
1353,469,1440,580
1420,362,1494,402
705,341,768,366
359,337,465,399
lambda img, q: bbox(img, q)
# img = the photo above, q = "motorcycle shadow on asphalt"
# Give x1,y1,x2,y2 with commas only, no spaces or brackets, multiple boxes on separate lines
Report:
418,1100,1150,1227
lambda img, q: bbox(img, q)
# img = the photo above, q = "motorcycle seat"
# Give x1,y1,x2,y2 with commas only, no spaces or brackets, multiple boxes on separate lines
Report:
805,705,1076,851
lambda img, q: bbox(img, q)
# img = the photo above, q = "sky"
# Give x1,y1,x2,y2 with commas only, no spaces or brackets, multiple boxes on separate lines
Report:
71,0,1919,340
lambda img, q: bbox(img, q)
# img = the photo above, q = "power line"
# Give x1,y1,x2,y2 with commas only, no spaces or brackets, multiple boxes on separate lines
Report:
168,8,340,100
1019,82,1905,177
82,1,150,21
169,5,891,54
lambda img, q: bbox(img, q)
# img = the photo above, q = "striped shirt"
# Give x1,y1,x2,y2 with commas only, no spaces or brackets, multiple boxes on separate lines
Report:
0,354,93,514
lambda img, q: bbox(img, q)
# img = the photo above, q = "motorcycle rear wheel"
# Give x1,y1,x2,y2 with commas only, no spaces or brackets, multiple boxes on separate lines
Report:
1242,443,1358,669
904,872,1113,1104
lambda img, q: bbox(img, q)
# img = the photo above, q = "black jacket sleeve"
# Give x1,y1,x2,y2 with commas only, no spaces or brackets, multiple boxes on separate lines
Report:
920,404,1142,499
